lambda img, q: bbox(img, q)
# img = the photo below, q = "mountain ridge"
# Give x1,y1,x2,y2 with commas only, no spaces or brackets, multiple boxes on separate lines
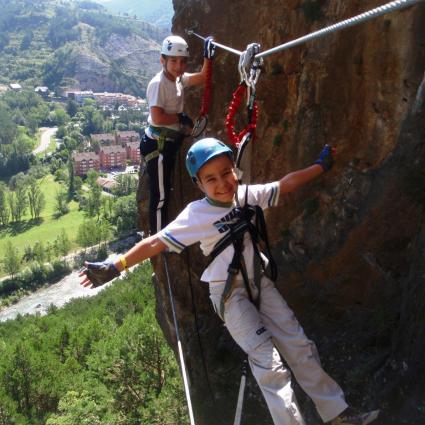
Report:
90,0,173,29
0,0,166,96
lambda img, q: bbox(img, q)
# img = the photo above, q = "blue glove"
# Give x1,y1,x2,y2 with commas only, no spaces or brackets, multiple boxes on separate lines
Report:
84,259,120,287
314,144,334,171
204,36,215,59
178,112,194,129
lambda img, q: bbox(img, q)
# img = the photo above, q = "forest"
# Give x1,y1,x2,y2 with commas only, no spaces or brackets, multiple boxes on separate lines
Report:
0,264,188,424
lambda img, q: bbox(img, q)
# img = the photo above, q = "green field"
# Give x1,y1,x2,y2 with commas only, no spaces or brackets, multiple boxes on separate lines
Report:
0,174,86,275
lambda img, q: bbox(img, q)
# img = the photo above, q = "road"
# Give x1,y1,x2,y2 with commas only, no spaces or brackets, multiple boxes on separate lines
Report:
33,127,58,155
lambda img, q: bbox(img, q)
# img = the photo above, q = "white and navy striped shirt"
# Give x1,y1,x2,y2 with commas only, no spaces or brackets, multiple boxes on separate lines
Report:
159,182,279,283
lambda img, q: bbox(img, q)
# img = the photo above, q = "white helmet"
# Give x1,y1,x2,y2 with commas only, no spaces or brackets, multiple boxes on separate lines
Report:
161,35,189,57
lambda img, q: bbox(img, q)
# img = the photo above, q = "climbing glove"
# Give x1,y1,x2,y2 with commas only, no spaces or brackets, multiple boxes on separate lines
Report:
84,259,120,287
314,144,335,171
178,112,194,130
204,36,215,59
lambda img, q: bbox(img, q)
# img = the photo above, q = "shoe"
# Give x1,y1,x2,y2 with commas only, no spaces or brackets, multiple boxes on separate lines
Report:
331,407,380,425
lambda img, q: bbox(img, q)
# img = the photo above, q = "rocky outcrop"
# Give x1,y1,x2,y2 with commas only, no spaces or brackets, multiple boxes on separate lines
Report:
71,28,162,95
138,1,425,424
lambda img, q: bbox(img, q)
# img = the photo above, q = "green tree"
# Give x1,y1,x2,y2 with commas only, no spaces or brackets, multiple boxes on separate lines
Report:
32,241,46,264
0,104,17,144
112,174,138,197
86,169,99,188
46,390,120,425
8,185,27,222
77,219,111,248
27,178,46,219
0,389,23,425
112,195,137,235
67,160,75,200
54,188,69,217
66,100,78,117
101,196,115,221
55,229,71,257
81,105,105,136
56,125,67,139
1,241,21,278
86,184,102,218
51,109,69,126
0,182,10,226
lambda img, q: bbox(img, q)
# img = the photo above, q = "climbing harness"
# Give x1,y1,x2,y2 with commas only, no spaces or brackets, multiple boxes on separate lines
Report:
163,253,196,425
143,126,184,162
192,57,213,138
207,187,278,317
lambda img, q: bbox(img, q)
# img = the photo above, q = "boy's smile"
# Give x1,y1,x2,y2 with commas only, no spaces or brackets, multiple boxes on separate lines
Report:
197,155,238,204
162,56,188,81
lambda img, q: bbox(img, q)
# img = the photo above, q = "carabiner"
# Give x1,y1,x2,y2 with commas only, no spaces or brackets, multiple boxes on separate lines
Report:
238,43,261,87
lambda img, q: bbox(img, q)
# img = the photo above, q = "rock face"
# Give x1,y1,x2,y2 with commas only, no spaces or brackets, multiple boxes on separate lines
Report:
71,28,162,95
138,1,425,424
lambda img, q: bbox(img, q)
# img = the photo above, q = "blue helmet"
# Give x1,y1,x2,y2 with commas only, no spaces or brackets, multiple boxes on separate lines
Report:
186,138,234,181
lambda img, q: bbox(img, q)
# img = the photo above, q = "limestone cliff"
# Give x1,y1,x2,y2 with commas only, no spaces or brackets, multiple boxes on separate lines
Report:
70,27,162,95
137,1,425,424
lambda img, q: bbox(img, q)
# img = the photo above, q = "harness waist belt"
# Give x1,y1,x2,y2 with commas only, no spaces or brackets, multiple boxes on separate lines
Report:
143,126,184,162
148,125,182,142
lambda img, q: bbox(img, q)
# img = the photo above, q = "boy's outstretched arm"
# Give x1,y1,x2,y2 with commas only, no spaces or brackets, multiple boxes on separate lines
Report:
79,235,166,288
279,145,334,196
185,36,215,86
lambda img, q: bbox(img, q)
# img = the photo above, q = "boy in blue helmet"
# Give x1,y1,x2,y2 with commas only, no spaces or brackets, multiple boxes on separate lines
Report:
141,35,215,234
80,138,378,425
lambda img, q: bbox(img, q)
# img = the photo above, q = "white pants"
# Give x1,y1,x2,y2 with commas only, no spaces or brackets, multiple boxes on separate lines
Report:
209,276,348,425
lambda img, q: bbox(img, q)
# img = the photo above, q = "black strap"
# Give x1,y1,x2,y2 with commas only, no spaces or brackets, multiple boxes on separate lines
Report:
208,189,278,316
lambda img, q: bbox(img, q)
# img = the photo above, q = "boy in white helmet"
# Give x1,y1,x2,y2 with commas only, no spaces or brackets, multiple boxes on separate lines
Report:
81,138,379,425
141,34,215,233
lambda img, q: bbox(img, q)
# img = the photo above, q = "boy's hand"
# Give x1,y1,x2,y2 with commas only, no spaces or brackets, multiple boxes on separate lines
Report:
314,144,335,171
178,112,194,130
204,36,215,59
79,260,120,288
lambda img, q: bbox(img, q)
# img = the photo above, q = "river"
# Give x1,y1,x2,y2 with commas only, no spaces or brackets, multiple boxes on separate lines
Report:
0,270,114,322
0,229,142,323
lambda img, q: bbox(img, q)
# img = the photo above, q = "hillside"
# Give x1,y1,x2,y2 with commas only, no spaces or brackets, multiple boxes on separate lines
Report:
92,0,173,29
0,0,166,96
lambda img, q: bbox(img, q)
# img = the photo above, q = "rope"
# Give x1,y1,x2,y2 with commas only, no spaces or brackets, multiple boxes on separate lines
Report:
233,360,248,425
186,30,243,56
187,0,423,60
176,153,229,425
163,253,196,425
200,59,212,117
255,0,423,59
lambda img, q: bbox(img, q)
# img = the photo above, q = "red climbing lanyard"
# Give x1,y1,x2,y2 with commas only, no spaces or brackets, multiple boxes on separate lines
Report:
226,43,263,174
225,82,258,147
192,59,213,138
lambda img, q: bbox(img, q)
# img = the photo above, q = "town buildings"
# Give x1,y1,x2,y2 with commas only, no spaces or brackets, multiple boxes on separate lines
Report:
72,130,141,176
66,90,147,110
